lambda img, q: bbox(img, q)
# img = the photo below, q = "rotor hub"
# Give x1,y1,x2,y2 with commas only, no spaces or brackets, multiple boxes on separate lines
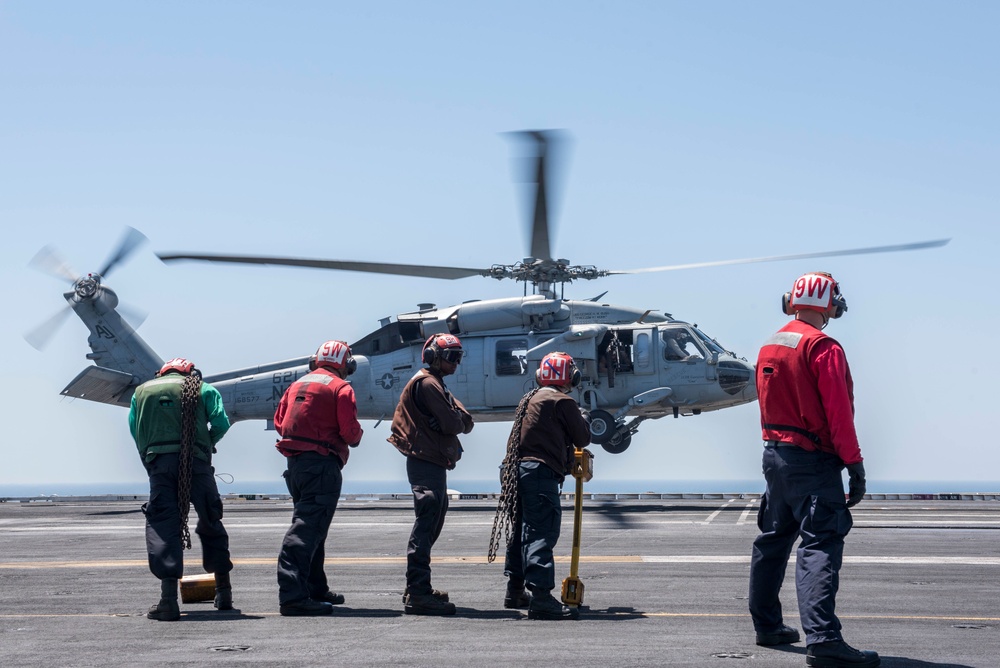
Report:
73,273,101,300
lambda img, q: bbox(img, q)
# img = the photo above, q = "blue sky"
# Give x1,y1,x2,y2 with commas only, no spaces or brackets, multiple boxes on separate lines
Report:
2,2,996,491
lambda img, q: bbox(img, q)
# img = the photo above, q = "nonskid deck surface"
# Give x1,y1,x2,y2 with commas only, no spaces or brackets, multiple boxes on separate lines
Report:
1,497,996,667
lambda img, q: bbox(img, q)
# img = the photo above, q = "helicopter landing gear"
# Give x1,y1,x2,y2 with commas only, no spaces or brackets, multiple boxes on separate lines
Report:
588,410,616,445
601,431,632,454
589,411,646,454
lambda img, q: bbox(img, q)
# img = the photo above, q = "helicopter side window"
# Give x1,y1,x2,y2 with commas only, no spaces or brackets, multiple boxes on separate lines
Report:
496,339,528,376
598,330,633,374
662,329,702,361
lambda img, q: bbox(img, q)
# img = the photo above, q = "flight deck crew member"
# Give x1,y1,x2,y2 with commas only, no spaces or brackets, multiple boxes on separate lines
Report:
129,358,233,622
389,334,474,616
504,351,591,620
275,340,363,617
749,273,879,668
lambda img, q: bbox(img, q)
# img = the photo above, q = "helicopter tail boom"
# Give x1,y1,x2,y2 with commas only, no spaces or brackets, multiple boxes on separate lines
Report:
59,284,162,407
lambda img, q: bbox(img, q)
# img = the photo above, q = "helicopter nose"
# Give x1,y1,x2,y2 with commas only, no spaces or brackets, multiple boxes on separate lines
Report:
717,360,754,398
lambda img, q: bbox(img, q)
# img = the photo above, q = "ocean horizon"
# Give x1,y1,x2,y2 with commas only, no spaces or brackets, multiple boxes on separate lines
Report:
4,479,1000,497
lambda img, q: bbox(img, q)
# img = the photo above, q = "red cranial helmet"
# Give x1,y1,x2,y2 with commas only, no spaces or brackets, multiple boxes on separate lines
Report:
158,358,196,377
422,334,464,366
536,351,581,388
782,272,848,319
310,340,357,375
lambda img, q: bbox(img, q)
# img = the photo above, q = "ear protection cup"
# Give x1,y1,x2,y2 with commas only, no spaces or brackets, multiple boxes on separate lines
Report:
422,345,436,365
783,287,847,318
570,365,582,388
309,355,355,374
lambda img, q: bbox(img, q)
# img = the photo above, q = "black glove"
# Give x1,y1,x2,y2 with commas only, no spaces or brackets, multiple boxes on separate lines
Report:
428,416,441,432
846,462,866,508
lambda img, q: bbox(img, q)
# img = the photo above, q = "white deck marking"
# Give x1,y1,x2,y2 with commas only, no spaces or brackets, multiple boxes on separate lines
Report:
737,500,756,525
702,499,738,524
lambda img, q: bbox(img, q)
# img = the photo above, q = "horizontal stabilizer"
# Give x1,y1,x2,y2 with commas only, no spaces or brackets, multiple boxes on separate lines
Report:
61,366,137,407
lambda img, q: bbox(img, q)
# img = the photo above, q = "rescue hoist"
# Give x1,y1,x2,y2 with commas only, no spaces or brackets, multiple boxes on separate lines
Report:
561,447,593,608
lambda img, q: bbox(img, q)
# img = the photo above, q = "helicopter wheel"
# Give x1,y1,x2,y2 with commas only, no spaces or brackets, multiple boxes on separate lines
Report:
601,431,632,454
588,410,616,444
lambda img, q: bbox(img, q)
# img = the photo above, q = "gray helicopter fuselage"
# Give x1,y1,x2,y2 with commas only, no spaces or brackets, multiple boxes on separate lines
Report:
203,296,757,429
57,287,755,451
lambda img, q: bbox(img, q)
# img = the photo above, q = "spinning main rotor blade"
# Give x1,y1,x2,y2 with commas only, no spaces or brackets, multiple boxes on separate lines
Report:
607,238,951,275
157,253,490,280
526,130,553,261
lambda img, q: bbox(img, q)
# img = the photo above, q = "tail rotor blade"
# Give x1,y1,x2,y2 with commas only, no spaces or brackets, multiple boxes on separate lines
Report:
118,301,149,331
24,305,72,351
28,245,78,283
99,226,148,277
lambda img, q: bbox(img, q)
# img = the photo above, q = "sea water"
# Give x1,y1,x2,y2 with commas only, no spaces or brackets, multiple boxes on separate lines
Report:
4,479,1000,497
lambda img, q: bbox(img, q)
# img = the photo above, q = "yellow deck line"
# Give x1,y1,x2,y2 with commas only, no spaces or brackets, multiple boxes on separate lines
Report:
0,555,644,570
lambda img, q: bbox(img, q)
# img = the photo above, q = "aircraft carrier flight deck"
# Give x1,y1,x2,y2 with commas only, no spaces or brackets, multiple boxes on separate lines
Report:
1,495,997,668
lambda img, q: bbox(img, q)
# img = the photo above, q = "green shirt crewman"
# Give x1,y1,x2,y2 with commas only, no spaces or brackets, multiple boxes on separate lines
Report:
127,358,234,621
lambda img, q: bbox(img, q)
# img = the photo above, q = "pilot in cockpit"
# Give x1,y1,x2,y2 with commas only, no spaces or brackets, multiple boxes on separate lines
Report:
663,330,694,361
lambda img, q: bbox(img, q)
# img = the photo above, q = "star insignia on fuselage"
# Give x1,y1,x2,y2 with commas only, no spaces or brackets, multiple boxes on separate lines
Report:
376,373,399,390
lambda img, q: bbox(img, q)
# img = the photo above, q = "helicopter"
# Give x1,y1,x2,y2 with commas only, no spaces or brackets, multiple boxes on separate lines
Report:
27,131,949,454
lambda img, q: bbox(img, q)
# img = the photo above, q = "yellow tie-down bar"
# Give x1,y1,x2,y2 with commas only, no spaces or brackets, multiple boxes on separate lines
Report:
561,447,593,607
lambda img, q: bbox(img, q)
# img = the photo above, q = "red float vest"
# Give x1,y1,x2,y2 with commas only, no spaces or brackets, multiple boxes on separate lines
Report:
757,319,859,463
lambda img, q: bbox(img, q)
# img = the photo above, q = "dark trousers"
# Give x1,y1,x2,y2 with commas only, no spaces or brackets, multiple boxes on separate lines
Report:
749,444,853,645
277,452,343,605
143,453,232,580
504,461,562,592
406,456,449,595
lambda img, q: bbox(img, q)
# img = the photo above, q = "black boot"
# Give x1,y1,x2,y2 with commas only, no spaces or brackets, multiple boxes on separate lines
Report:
279,598,334,617
504,578,531,609
401,586,449,603
755,623,800,646
404,592,456,616
806,641,880,668
214,570,233,611
148,578,180,621
316,591,346,605
526,587,579,620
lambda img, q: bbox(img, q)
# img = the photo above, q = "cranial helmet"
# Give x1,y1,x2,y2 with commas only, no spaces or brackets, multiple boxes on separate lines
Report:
536,351,582,388
422,334,464,366
158,358,197,377
310,340,357,375
782,272,848,319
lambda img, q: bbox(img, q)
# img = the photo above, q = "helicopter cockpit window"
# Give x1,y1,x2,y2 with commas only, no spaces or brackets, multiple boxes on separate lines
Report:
496,339,528,376
662,328,703,361
691,327,726,355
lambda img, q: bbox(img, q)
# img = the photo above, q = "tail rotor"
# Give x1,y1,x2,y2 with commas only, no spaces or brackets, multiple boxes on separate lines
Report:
24,226,149,350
